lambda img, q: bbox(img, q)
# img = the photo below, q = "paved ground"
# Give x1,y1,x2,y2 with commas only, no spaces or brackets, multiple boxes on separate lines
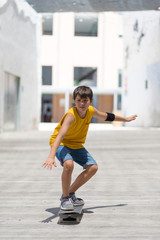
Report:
0,127,160,240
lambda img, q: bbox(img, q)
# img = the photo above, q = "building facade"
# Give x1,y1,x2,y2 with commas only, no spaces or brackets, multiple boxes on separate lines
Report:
40,12,123,123
1,1,160,131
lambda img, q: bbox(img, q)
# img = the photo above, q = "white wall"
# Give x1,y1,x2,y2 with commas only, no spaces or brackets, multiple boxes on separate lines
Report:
0,0,41,131
123,11,160,127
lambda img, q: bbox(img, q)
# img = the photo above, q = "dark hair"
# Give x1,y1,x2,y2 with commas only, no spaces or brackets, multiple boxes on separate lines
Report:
73,86,93,101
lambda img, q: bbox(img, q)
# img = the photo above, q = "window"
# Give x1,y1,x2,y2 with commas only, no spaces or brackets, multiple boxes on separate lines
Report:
42,66,52,85
74,67,97,86
42,14,53,35
118,69,122,87
117,94,122,110
145,80,148,89
74,13,98,37
74,67,97,122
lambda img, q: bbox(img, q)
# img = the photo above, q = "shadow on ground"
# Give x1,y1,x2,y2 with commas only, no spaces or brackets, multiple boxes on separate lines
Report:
41,204,128,224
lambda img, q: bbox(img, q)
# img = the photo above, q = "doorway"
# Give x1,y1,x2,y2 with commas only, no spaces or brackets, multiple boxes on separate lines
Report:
3,72,20,131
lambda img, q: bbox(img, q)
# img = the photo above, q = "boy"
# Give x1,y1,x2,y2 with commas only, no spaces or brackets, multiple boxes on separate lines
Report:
42,86,137,210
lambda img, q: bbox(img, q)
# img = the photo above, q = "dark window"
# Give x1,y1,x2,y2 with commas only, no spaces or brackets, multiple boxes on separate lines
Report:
145,80,148,89
75,13,98,37
74,67,97,122
42,15,53,35
42,66,52,85
74,67,97,86
41,94,52,122
117,94,122,110
118,69,122,87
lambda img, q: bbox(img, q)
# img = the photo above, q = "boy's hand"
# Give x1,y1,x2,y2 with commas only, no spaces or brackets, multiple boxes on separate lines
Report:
42,157,57,170
126,115,138,122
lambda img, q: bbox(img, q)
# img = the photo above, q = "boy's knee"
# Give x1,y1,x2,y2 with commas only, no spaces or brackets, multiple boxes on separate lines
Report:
63,160,74,172
87,164,98,174
92,164,98,173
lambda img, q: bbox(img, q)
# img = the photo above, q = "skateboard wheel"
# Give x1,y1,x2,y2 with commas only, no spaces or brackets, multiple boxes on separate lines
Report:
59,217,63,223
76,217,80,223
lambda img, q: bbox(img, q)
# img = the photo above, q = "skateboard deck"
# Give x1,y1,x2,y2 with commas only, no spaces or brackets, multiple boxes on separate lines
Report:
58,205,83,223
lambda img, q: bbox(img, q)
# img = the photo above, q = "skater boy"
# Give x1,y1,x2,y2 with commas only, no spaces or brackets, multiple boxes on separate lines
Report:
42,86,137,210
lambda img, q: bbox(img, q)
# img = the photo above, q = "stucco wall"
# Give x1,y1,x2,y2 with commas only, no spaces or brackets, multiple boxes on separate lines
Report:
123,11,160,127
0,0,41,131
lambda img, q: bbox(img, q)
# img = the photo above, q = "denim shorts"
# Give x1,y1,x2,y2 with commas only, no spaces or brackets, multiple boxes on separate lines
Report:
56,145,97,169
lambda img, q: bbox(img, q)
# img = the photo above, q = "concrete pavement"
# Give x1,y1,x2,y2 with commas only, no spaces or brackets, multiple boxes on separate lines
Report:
0,127,160,239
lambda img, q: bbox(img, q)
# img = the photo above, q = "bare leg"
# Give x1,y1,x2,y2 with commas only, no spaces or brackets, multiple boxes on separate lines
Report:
62,160,74,197
69,164,98,194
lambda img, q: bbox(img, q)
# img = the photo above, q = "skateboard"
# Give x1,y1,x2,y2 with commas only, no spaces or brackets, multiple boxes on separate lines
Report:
58,205,83,223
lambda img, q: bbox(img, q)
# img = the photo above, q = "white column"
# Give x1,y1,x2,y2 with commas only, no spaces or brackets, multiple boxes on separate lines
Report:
65,90,70,112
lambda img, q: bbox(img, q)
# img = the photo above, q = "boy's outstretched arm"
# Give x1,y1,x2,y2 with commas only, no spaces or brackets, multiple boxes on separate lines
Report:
42,113,74,170
93,108,137,122
114,114,137,122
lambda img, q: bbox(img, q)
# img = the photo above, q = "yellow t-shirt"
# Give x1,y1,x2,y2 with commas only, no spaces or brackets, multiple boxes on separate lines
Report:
49,105,94,149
